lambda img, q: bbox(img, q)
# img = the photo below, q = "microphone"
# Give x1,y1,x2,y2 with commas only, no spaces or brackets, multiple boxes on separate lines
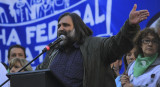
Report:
0,35,66,87
42,35,66,52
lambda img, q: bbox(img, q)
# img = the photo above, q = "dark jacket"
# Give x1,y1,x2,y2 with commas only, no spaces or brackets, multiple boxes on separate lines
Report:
36,20,140,87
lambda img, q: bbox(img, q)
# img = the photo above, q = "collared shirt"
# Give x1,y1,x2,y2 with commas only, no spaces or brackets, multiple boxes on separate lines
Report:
49,43,84,87
128,57,160,87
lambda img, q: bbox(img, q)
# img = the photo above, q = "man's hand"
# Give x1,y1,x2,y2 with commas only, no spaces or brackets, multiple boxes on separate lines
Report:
129,4,150,25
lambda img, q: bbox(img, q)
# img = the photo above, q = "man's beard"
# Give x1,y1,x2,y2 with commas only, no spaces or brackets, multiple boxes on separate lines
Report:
57,29,76,48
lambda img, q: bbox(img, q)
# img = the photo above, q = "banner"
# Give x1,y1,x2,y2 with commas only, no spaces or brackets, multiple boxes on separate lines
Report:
0,0,160,69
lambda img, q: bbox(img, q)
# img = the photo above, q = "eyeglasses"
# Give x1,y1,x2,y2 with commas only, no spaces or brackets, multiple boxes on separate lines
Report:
142,39,158,44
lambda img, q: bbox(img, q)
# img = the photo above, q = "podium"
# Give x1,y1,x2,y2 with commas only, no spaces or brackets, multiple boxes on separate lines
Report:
7,69,65,87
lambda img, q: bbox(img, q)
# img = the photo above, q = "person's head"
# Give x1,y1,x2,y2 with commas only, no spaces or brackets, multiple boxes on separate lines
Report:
134,28,160,57
9,58,32,73
123,47,137,70
8,45,26,62
57,12,93,47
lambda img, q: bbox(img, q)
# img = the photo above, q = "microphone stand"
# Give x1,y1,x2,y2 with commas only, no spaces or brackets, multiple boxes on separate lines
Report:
0,50,46,87
0,36,64,87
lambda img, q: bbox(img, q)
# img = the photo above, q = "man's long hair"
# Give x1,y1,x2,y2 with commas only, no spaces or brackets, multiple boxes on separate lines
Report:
58,12,93,44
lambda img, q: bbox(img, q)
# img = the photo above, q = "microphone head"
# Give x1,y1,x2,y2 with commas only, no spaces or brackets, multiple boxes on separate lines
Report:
59,35,66,40
59,35,67,46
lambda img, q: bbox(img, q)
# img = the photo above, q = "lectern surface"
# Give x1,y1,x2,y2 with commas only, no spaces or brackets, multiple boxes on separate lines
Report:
7,69,65,87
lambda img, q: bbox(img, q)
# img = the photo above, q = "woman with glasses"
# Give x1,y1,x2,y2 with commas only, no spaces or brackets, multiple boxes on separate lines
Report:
120,28,160,87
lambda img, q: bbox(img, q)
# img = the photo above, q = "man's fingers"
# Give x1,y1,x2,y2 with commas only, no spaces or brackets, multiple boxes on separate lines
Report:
140,14,149,18
139,12,150,21
140,15,149,18
140,17,147,22
132,4,137,11
139,10,149,13
140,12,150,16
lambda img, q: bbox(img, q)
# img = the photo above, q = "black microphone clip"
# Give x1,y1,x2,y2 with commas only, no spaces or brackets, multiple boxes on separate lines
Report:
42,35,66,52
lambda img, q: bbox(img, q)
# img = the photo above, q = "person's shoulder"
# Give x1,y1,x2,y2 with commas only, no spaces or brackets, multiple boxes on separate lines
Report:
152,56,160,66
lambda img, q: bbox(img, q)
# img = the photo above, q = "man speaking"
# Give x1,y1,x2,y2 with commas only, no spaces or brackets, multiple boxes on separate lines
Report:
36,4,149,87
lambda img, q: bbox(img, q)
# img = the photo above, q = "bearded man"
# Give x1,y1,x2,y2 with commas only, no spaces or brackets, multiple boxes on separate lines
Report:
36,4,149,87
